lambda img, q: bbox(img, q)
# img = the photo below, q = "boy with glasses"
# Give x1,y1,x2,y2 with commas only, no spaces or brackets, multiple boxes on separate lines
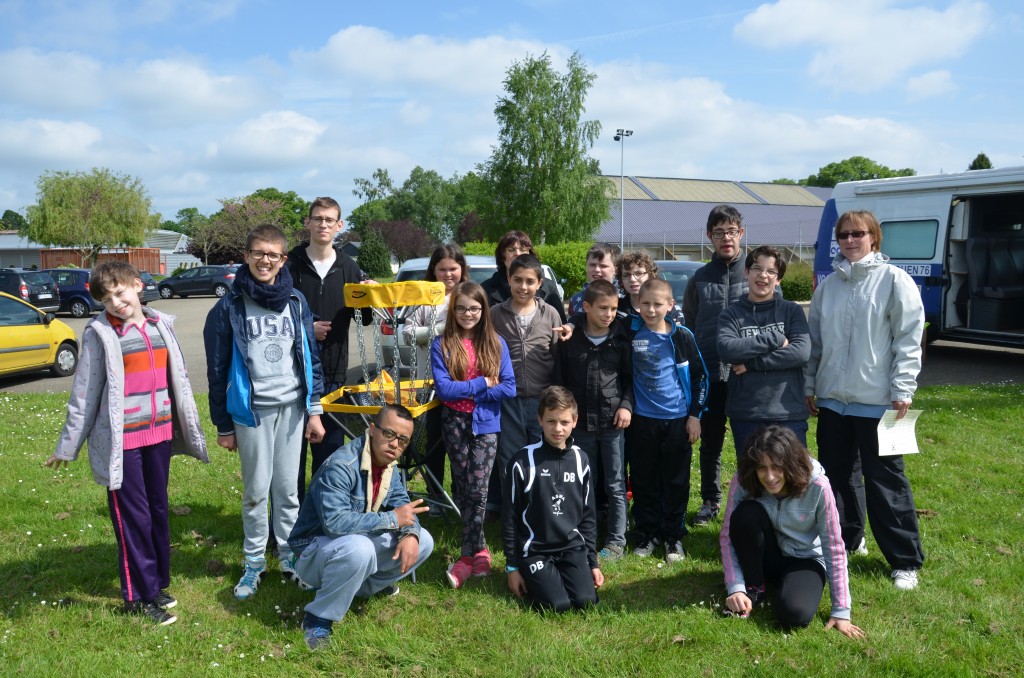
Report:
204,224,326,600
716,245,811,455
289,404,433,649
683,205,749,527
617,252,684,326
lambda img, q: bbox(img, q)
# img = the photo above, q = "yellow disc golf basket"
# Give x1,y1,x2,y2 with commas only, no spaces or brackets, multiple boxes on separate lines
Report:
320,280,458,518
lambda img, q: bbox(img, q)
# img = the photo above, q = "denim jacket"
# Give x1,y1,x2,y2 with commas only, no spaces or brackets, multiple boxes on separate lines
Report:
288,434,420,555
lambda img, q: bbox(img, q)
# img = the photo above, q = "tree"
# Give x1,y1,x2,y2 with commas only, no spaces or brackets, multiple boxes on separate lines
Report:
370,220,435,264
805,156,915,188
189,195,283,264
770,178,801,185
26,168,154,266
352,168,395,204
968,153,992,170
390,166,458,243
347,199,392,238
2,209,28,233
358,224,392,278
249,188,308,241
478,51,609,244
456,211,484,244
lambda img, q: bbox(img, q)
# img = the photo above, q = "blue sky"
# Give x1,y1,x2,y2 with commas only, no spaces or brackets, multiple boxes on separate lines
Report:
1,0,1021,221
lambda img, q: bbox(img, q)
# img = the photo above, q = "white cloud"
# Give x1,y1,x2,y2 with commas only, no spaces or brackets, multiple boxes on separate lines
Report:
294,25,559,96
0,49,104,111
213,111,327,168
114,58,272,127
733,0,991,92
0,119,103,164
906,70,957,100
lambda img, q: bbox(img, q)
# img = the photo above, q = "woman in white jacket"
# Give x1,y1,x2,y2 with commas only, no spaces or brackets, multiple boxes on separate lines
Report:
804,210,925,591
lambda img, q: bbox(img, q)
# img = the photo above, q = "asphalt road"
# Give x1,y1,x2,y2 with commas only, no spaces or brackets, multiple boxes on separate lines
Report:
2,295,1023,395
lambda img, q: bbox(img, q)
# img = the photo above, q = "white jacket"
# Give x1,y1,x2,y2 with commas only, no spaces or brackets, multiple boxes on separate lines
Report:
804,252,924,406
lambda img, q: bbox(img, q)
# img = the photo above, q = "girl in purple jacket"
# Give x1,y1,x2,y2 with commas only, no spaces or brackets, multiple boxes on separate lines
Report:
430,282,516,589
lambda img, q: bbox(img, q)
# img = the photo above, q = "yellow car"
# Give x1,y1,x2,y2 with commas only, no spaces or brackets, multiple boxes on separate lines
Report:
0,291,79,378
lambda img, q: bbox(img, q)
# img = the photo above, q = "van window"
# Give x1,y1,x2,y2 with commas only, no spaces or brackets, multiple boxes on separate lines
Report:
881,220,938,259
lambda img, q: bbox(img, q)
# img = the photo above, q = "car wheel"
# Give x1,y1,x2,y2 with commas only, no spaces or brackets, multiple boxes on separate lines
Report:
159,286,174,299
70,299,90,318
214,284,228,297
51,342,78,377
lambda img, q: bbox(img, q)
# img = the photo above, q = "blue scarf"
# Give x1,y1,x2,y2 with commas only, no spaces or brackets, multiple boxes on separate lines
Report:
233,264,294,312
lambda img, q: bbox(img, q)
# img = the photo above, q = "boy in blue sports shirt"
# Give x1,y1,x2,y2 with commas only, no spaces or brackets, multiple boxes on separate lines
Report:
628,278,707,563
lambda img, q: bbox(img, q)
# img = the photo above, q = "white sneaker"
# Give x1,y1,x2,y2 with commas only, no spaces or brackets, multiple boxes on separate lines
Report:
892,569,919,591
234,556,266,599
279,554,313,591
848,537,868,556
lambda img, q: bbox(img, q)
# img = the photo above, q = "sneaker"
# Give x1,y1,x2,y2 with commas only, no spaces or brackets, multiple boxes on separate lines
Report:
598,544,624,562
302,612,333,650
848,537,868,556
664,539,686,564
692,501,720,526
892,569,919,591
471,549,492,577
154,589,177,610
633,536,661,558
380,584,400,597
446,556,474,589
233,556,266,600
123,600,177,626
279,554,314,590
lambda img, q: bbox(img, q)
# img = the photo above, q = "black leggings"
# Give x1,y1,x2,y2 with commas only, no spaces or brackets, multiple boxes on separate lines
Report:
729,500,826,628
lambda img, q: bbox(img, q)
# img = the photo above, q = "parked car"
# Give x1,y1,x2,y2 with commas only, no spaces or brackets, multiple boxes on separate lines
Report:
0,268,61,313
139,271,160,303
0,291,78,378
655,259,703,308
383,255,564,372
157,265,237,299
42,268,105,318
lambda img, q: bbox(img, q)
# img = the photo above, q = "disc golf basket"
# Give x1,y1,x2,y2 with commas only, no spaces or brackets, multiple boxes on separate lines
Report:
320,280,459,518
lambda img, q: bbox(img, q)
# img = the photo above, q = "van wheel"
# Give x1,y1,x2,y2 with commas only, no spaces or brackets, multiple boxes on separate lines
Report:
70,299,90,318
51,342,78,377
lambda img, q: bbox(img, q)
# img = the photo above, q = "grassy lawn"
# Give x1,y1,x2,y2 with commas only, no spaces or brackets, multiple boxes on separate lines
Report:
1,384,1022,676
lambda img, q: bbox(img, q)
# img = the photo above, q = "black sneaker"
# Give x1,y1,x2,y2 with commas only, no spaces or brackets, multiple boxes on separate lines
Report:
154,590,177,610
692,501,720,526
664,539,686,564
123,600,177,626
633,536,661,558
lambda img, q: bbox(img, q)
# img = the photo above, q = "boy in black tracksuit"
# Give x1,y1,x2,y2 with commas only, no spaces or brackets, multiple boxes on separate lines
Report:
503,387,603,612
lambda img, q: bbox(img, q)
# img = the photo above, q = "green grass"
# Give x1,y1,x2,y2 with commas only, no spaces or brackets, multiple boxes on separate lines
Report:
1,385,1022,676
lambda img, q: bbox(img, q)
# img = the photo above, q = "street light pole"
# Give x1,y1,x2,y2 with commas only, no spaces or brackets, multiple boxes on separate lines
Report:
613,129,633,251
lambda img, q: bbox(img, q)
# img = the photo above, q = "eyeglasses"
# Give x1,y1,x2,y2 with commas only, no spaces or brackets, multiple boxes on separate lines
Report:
309,216,339,225
505,246,530,255
377,426,412,448
749,265,779,278
623,270,648,280
248,250,284,263
711,229,742,240
837,230,868,240
454,306,483,315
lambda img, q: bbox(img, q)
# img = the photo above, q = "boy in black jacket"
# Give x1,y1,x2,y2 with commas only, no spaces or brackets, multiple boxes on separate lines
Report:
559,280,633,561
286,196,369,500
503,387,603,612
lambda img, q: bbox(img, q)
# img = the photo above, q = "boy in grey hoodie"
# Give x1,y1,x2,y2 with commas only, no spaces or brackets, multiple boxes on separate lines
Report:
717,246,810,456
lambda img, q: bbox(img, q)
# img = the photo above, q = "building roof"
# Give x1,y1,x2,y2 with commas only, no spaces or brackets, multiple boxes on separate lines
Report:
603,176,826,207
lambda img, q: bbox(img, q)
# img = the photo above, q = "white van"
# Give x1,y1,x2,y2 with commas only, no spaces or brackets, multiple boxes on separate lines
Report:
813,166,1024,347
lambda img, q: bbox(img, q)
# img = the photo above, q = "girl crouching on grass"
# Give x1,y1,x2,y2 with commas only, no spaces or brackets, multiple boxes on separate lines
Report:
720,426,865,638
430,282,516,588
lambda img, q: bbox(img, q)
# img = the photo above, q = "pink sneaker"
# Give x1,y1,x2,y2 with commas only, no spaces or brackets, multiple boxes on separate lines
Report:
472,549,491,577
446,556,474,589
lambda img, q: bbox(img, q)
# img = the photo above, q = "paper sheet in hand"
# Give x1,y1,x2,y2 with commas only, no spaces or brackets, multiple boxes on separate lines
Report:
877,410,922,456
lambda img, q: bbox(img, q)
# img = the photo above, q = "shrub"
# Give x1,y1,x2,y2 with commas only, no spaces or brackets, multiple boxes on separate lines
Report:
780,260,814,301
461,241,591,296
358,226,392,278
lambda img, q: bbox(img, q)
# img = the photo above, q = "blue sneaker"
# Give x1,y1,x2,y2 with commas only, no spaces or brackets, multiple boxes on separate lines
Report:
302,612,333,650
233,556,266,600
